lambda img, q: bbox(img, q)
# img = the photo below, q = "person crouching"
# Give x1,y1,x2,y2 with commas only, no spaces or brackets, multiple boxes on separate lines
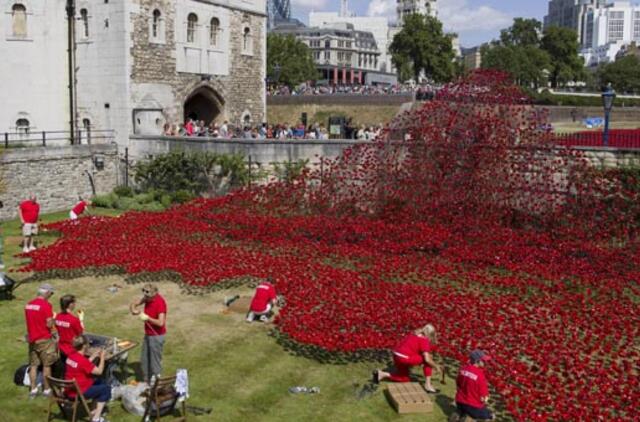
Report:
374,324,441,393
451,349,494,421
65,335,109,422
246,279,277,323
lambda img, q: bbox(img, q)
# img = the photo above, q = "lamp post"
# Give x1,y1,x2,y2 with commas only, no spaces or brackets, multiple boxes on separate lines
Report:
601,85,616,147
273,63,282,85
65,0,77,145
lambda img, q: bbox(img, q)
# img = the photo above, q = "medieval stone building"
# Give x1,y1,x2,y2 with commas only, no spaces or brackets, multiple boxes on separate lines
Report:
0,0,266,146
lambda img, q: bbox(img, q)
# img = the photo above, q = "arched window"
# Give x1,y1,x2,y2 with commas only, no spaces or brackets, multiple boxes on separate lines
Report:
210,17,220,47
152,9,161,38
11,4,27,37
16,118,30,134
187,13,198,43
242,27,251,53
80,9,89,38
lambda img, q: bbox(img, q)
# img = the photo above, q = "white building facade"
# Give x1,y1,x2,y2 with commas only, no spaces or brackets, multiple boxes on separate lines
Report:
580,1,640,66
397,0,437,23
0,0,267,146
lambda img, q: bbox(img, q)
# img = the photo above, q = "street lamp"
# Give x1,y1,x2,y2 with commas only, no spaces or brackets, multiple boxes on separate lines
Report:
601,85,616,147
273,63,282,84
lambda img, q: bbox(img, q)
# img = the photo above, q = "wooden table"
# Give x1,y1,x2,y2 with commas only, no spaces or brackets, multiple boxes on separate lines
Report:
85,333,138,382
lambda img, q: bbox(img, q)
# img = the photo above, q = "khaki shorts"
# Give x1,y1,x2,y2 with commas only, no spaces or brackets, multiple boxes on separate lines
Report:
22,223,38,237
29,338,58,367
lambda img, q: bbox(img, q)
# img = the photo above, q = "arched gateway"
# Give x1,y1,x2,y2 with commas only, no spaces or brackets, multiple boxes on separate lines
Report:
183,86,224,124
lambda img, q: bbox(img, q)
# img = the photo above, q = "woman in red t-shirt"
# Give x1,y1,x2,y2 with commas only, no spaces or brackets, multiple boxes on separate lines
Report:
374,324,442,393
70,199,91,220
55,295,84,358
65,335,109,422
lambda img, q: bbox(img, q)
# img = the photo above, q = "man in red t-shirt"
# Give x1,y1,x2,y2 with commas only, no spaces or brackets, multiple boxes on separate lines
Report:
55,294,84,358
65,335,109,422
70,199,91,220
24,283,57,398
19,195,40,253
246,280,278,323
129,284,167,382
452,349,494,421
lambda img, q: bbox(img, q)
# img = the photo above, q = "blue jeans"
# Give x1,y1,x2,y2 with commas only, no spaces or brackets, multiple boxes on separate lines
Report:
83,378,111,402
456,402,493,420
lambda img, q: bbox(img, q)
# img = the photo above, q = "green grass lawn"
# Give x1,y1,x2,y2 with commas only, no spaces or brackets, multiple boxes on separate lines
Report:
0,210,458,421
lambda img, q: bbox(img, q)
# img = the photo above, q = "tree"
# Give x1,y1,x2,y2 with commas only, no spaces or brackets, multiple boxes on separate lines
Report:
541,26,585,88
597,55,640,94
482,18,549,88
389,14,455,83
267,34,319,87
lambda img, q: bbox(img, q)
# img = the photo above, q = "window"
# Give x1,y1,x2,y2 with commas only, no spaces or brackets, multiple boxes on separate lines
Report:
80,9,89,38
313,51,320,60
16,118,30,135
11,4,27,37
338,40,344,48
210,17,219,46
242,27,252,53
608,11,625,41
325,40,330,49
152,9,161,38
346,41,352,48
324,51,330,60
187,13,198,43
634,12,640,40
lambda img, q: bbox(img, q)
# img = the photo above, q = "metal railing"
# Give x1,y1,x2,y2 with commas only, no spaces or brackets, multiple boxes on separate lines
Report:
2,129,115,148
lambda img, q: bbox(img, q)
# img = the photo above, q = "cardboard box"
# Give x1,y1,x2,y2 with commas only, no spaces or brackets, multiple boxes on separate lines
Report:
385,382,433,414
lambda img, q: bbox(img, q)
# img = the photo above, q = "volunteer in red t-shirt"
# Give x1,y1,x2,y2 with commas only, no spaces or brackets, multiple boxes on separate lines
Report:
374,324,442,393
19,195,40,253
55,295,84,358
454,349,494,421
129,284,167,382
70,199,91,220
24,283,57,398
246,279,278,323
65,335,109,422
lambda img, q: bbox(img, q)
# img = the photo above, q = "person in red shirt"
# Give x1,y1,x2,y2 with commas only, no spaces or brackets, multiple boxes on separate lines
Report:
129,284,167,382
452,349,494,421
246,279,278,323
19,194,40,253
374,324,442,393
55,295,84,358
65,335,109,422
24,283,57,398
70,199,91,220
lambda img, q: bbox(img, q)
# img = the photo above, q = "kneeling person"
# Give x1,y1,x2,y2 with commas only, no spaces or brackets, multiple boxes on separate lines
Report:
453,349,494,421
65,335,109,422
246,280,277,323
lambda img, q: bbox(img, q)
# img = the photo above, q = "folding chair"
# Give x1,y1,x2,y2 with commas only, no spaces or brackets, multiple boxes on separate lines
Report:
46,376,92,422
142,375,187,421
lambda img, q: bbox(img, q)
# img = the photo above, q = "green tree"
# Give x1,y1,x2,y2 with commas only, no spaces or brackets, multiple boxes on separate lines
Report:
541,26,585,88
597,55,640,94
267,34,319,87
482,18,549,88
389,14,455,83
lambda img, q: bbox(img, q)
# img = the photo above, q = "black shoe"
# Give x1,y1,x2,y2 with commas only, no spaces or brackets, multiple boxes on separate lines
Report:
372,370,380,384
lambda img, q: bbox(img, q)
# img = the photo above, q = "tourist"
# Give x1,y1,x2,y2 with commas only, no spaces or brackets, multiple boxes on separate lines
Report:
70,199,91,220
129,283,167,383
65,335,109,422
219,120,229,138
24,283,57,398
185,119,194,136
19,194,40,253
450,350,494,421
246,279,278,323
373,324,441,393
55,294,84,359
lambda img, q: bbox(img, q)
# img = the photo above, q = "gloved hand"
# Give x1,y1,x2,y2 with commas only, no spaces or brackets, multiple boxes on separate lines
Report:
139,313,150,321
77,309,85,322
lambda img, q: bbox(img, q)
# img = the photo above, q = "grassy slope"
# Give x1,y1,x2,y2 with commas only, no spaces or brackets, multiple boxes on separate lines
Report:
0,211,457,422
267,104,402,128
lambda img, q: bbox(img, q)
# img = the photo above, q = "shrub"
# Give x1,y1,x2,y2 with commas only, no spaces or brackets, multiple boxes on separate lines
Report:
92,193,118,208
172,190,195,204
114,197,137,210
113,185,134,197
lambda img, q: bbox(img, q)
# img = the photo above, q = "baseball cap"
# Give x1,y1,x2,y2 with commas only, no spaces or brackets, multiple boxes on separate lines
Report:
39,283,55,293
470,349,491,363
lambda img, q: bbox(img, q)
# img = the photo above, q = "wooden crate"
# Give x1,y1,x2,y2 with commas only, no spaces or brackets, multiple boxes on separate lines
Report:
385,383,433,414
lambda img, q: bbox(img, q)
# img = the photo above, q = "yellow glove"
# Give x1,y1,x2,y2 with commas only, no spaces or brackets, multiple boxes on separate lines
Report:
77,309,85,322
139,313,150,321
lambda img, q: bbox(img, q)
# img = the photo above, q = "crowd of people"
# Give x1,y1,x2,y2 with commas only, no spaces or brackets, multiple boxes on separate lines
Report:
267,82,444,98
163,119,384,141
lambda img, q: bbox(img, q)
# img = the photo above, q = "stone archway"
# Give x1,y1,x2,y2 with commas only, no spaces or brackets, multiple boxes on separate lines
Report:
183,86,224,125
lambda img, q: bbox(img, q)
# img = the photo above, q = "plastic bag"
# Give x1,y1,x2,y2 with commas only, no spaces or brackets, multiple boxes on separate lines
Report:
121,383,149,416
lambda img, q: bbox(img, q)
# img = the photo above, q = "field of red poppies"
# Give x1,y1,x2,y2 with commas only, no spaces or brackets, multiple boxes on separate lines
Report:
20,72,640,421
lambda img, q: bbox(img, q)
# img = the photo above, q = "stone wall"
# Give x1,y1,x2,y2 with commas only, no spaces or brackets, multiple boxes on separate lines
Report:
0,144,119,220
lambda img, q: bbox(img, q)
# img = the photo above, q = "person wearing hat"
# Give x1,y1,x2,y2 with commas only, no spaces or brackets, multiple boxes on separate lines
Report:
24,284,57,398
374,324,442,393
129,284,167,383
452,349,494,421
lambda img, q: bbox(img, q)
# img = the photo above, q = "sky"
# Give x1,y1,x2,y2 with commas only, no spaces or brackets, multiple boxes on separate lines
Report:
290,0,550,48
